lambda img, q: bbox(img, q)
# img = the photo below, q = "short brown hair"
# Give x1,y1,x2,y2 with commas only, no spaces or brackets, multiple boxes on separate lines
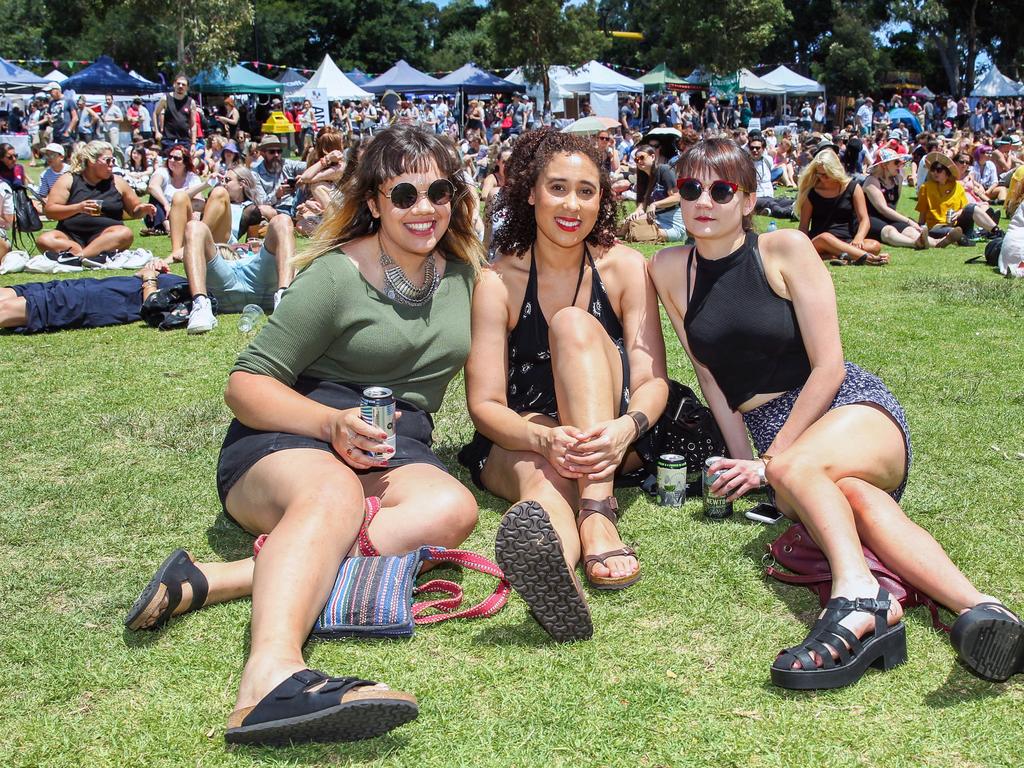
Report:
676,138,757,232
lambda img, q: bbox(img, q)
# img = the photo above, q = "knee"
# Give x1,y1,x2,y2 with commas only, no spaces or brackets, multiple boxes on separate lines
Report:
765,450,825,495
523,457,577,500
111,225,133,246
184,218,209,245
291,475,363,531
428,483,479,545
548,305,601,347
207,185,229,205
268,212,293,240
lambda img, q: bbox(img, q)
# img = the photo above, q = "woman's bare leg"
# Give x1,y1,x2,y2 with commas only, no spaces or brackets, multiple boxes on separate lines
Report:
80,225,133,258
35,230,82,255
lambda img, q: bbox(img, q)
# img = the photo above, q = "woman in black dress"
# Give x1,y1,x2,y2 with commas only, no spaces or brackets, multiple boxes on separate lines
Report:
459,127,668,642
38,141,155,262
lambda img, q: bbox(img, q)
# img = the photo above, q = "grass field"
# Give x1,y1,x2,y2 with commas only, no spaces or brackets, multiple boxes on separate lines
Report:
2,177,1023,767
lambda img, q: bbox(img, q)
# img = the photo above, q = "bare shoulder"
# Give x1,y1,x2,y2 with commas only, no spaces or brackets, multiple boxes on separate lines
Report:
649,243,692,279
594,241,647,276
758,228,816,264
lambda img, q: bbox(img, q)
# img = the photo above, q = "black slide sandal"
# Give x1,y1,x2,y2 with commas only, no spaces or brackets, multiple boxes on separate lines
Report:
225,669,418,745
771,588,906,690
951,602,1024,682
494,501,593,642
124,548,209,631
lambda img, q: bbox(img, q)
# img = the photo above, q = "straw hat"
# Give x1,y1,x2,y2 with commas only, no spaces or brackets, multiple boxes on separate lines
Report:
924,151,959,180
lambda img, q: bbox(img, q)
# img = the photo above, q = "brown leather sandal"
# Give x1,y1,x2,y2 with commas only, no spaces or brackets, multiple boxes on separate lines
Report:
577,496,641,590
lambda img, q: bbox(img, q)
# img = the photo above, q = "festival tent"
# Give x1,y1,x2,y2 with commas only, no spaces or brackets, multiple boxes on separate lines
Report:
276,68,309,93
0,57,48,92
363,60,456,94
293,55,370,101
913,86,936,99
738,68,785,95
505,66,575,115
971,65,1024,98
637,63,691,92
761,65,824,94
45,69,67,82
61,55,162,95
555,60,642,120
684,68,712,86
192,64,283,95
439,63,521,95
346,69,372,86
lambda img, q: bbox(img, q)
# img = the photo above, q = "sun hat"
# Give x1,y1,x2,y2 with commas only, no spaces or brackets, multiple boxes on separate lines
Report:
924,151,959,180
47,81,61,91
258,134,283,149
221,140,239,155
43,143,65,157
868,147,909,173
811,142,839,158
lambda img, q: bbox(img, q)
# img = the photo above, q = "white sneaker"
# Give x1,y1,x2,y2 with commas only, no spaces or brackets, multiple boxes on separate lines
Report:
273,288,284,311
187,294,217,334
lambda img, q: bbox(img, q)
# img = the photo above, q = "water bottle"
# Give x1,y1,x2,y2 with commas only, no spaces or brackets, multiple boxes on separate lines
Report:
767,220,778,232
238,304,265,334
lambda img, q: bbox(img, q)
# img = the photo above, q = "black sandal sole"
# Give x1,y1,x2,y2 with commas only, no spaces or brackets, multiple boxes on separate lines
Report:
771,622,907,690
124,548,202,631
494,501,593,643
952,610,1024,682
225,698,418,745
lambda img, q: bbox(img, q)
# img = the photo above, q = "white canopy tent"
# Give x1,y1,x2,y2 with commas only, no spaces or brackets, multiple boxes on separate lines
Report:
761,65,824,94
505,66,575,115
971,65,1024,98
44,69,67,83
738,68,785,95
292,54,371,102
557,60,643,120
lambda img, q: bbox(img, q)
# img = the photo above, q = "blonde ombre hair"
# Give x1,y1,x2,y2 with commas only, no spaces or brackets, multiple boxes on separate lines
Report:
292,125,485,273
795,149,851,217
70,140,114,174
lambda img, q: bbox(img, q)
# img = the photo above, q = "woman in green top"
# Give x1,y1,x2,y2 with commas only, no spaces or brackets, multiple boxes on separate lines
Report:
125,126,485,746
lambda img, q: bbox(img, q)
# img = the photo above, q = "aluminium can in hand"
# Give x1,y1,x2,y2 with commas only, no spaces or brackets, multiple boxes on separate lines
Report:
360,387,396,460
702,456,734,519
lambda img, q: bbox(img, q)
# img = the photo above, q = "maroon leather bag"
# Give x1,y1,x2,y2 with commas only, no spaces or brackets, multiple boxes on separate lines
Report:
764,523,950,632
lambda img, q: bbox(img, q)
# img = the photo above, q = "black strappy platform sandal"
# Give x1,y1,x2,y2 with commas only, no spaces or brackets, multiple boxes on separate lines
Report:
951,602,1024,682
771,587,906,690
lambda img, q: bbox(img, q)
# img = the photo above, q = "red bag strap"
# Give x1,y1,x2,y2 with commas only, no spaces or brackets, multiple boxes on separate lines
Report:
764,565,832,587
412,546,511,624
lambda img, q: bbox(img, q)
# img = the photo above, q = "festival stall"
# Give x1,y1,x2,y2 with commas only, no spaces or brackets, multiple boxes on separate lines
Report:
292,55,371,102
638,63,696,93
346,69,372,86
556,60,643,120
363,60,456,95
60,55,162,96
276,68,309,94
0,57,48,93
191,64,284,95
971,65,1024,98
760,65,825,95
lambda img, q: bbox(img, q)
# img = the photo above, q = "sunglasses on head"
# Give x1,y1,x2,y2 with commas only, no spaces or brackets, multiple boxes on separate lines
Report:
676,177,746,204
381,178,456,209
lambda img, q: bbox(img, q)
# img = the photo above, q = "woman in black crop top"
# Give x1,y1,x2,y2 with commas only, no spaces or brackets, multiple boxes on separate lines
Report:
460,128,668,642
795,148,889,265
650,138,1023,691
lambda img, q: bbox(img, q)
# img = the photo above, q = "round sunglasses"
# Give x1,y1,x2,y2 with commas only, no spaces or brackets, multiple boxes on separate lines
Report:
381,178,455,209
676,177,747,204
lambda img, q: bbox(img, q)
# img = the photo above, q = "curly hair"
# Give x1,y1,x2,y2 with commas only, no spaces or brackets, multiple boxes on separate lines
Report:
492,127,618,255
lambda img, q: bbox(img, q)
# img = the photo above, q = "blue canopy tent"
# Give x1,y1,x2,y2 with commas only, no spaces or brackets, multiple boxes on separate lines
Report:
889,107,922,135
275,67,309,93
438,63,521,95
346,69,371,86
363,60,457,94
61,55,162,95
0,57,48,93
192,64,284,95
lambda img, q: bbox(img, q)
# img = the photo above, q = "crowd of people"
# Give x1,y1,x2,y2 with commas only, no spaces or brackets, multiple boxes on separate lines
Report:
3,74,1024,747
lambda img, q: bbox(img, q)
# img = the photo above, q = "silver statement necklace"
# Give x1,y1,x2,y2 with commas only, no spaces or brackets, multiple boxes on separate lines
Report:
379,244,441,306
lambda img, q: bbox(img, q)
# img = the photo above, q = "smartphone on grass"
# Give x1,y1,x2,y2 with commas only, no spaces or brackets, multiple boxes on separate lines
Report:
744,502,784,525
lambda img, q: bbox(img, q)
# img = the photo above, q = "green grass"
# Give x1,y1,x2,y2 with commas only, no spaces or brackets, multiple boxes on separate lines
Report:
2,186,1024,767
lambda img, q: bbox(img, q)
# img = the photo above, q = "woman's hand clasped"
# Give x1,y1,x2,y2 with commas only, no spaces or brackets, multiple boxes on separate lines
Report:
561,417,635,481
708,458,765,502
543,425,587,479
327,407,399,470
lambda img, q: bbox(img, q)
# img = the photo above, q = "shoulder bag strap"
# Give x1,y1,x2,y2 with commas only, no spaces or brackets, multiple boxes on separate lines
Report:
412,546,512,624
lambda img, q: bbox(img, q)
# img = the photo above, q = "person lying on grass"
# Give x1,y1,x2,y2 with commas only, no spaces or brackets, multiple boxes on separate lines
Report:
125,125,486,746
649,137,1024,691
459,127,668,643
795,148,890,266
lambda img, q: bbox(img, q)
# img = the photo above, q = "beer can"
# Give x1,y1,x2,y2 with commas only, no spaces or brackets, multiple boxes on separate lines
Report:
360,386,396,460
656,454,687,506
702,456,734,519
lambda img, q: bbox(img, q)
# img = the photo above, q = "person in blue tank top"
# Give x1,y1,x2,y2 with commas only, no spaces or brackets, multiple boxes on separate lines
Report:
460,127,669,642
650,138,1024,691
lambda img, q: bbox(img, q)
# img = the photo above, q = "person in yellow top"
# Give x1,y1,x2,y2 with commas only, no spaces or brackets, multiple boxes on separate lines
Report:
916,152,1002,247
1006,165,1024,219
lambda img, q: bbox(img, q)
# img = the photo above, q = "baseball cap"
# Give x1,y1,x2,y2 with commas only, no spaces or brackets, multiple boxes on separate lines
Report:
43,143,65,157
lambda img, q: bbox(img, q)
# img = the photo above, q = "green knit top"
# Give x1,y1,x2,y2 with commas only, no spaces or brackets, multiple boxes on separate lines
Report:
233,250,475,413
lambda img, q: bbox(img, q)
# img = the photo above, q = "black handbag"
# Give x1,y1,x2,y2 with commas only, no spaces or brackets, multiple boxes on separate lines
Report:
11,184,42,247
643,380,727,492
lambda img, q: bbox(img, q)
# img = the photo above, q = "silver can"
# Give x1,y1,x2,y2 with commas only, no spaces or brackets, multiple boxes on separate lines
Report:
360,386,396,460
702,456,734,519
656,454,687,506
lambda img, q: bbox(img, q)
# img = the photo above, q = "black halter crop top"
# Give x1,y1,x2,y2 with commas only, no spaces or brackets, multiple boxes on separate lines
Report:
683,231,812,410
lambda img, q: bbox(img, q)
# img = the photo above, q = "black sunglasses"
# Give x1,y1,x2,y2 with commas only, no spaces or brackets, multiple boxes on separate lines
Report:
381,178,455,209
677,177,746,204
931,164,948,172
168,154,184,161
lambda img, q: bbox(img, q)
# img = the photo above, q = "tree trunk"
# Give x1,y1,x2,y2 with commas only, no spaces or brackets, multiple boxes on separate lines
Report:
177,5,186,71
932,32,960,96
963,0,979,96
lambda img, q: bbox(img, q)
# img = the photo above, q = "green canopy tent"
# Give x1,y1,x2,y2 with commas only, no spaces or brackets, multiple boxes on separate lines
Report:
191,64,284,95
637,63,695,93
